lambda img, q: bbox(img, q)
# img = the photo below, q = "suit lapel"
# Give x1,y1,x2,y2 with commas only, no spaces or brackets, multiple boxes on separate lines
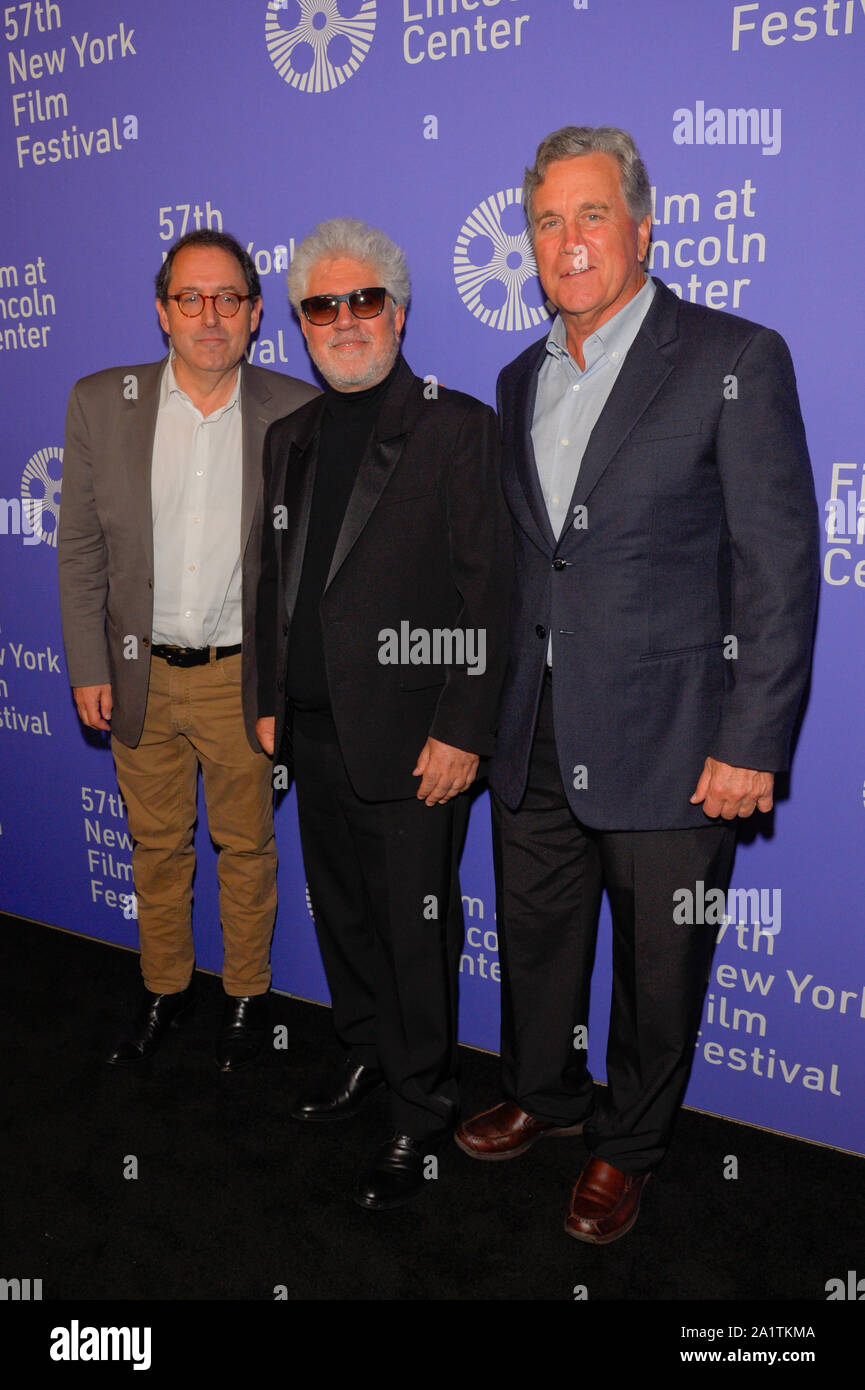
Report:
511,344,558,553
570,289,684,517
279,402,322,621
122,359,165,574
565,278,680,515
324,357,414,591
240,360,273,558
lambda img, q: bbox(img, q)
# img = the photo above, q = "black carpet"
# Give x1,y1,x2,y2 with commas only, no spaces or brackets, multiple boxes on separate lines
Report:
1,912,862,1343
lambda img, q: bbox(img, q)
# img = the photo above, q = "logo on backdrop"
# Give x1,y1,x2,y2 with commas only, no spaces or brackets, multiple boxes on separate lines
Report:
20,447,63,549
265,0,376,94
453,190,550,332
822,461,865,590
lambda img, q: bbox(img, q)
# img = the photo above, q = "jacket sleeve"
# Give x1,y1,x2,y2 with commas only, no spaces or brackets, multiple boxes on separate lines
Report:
708,327,819,771
428,399,514,756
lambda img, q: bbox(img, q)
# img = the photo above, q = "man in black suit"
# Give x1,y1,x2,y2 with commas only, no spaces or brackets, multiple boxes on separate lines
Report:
254,218,511,1208
455,127,819,1242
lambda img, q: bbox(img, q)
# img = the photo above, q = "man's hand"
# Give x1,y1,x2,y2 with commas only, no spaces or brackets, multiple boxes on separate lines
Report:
413,737,479,806
72,683,113,732
691,757,774,820
256,716,275,756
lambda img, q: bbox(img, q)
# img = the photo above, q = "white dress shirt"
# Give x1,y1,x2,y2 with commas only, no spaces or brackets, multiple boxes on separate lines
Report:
150,356,244,648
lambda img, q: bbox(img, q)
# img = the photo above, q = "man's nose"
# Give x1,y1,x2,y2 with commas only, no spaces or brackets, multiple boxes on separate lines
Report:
561,221,580,254
333,299,355,328
201,296,219,325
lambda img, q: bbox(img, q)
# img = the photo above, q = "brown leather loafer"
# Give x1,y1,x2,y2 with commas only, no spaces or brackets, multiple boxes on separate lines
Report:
564,1157,650,1243
455,1100,588,1160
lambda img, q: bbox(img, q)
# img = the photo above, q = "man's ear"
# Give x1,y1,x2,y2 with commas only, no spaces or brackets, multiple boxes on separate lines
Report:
637,214,652,263
156,297,170,337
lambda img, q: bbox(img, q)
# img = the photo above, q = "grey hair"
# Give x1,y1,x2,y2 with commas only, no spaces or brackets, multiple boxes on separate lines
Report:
287,217,411,311
523,126,652,231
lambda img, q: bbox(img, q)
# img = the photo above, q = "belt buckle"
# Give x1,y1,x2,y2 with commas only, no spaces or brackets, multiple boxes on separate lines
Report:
165,646,196,667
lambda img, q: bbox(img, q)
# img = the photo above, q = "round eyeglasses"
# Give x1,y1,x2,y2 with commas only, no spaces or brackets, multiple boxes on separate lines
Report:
167,292,253,318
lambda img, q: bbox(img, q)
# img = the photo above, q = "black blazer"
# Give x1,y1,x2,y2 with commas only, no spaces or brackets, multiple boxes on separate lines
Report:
254,356,513,801
490,278,819,830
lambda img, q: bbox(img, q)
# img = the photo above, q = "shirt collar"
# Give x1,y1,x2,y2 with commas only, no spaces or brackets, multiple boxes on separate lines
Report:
162,351,241,414
544,274,655,372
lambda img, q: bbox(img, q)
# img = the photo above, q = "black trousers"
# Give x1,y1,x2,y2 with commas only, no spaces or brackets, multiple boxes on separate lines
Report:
493,675,736,1173
293,712,467,1140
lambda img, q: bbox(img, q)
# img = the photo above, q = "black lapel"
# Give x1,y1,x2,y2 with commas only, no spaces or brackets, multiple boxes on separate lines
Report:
278,401,322,621
324,356,415,591
239,360,272,559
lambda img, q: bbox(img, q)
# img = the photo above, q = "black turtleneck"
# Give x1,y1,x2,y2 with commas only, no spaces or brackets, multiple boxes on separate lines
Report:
286,355,401,713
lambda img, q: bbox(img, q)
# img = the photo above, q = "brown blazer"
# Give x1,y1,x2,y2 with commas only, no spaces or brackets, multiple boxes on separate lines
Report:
58,355,318,748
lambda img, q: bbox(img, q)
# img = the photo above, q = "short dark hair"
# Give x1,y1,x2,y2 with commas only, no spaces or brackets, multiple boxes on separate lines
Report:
155,229,261,303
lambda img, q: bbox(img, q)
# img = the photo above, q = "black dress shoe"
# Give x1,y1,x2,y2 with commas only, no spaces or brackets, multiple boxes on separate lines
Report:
217,993,269,1072
107,984,196,1065
290,1059,385,1121
354,1134,435,1210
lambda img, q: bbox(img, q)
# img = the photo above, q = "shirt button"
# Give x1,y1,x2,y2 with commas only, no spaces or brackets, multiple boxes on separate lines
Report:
611,351,619,360
188,564,196,573
552,496,560,506
572,384,579,392
196,470,204,477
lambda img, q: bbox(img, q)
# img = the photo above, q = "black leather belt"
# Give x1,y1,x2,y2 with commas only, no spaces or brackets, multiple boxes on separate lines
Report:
152,643,241,668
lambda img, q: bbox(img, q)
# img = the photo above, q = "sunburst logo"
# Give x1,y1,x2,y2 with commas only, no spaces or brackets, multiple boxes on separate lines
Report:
265,0,376,94
454,189,551,332
21,446,63,548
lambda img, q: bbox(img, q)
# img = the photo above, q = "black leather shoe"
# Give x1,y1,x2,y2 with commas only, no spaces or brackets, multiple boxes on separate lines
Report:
354,1133,435,1210
107,984,196,1065
217,993,269,1072
290,1059,385,1121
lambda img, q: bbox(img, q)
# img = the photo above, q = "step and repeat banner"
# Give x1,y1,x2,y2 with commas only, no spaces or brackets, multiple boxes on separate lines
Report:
1,1,862,1156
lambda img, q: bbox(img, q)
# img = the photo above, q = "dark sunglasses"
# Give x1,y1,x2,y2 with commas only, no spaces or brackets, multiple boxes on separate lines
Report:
300,286,389,326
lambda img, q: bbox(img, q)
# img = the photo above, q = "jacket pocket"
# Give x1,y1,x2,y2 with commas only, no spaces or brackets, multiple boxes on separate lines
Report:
638,640,723,662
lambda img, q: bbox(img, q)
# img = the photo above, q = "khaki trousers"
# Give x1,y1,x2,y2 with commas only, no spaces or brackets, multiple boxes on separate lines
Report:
112,650,276,996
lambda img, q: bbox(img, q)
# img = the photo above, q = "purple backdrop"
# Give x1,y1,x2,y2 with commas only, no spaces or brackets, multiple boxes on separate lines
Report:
1,0,862,1155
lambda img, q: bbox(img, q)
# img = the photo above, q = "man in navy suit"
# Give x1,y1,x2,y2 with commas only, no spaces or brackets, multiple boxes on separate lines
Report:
455,126,819,1242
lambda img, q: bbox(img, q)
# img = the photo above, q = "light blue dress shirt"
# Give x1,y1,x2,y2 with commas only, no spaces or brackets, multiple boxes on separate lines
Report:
532,276,656,543
531,275,656,665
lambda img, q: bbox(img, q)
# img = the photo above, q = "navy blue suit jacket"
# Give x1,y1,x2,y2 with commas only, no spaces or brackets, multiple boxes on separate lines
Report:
490,277,819,830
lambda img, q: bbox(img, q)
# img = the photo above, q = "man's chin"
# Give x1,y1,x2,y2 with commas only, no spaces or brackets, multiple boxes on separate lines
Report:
316,346,398,393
